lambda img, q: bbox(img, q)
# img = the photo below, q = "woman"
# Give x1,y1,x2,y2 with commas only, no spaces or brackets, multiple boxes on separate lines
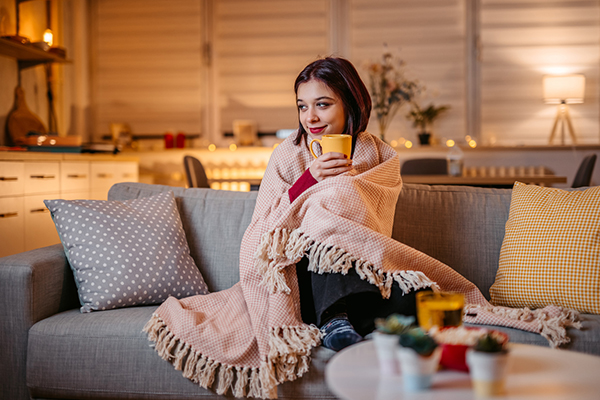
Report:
287,57,428,351
144,57,575,399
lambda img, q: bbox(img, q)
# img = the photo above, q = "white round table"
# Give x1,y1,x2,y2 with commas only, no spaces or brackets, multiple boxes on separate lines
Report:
325,340,600,400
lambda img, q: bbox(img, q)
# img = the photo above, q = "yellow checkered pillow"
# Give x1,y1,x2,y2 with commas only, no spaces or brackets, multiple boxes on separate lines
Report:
490,182,600,314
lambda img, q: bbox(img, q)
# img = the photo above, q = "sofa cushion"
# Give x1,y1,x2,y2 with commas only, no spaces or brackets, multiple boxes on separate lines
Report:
45,191,208,312
108,183,259,292
490,183,600,314
27,307,337,399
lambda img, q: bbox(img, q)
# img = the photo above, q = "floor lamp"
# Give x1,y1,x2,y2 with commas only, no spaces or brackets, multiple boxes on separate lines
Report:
543,75,585,145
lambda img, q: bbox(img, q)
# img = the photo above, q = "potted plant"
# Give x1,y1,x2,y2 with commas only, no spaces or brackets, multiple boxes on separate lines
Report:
366,51,420,142
396,325,441,391
406,102,450,145
372,314,414,375
466,332,510,397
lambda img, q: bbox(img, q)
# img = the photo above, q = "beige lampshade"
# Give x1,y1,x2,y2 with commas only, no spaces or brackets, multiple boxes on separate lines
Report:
543,75,585,104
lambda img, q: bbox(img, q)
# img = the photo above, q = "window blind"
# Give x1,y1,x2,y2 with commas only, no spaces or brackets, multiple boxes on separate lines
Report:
480,0,600,145
90,0,204,139
349,0,467,144
213,0,329,134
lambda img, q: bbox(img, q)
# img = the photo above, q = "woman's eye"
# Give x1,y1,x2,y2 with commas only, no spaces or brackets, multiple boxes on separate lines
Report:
298,104,307,111
317,102,330,108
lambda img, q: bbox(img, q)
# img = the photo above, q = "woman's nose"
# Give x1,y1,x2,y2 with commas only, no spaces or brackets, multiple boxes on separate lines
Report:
308,109,319,122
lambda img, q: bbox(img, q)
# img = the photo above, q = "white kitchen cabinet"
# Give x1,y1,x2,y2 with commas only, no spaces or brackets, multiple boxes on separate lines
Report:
0,161,24,197
0,155,138,257
61,161,90,196
24,193,61,251
0,196,25,257
24,162,60,195
90,161,138,200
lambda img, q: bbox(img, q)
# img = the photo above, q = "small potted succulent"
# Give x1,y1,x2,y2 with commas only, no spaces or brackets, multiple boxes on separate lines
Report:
466,332,510,397
372,314,414,375
396,326,441,391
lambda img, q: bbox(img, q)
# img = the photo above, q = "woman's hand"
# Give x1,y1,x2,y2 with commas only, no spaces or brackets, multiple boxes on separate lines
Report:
309,152,353,182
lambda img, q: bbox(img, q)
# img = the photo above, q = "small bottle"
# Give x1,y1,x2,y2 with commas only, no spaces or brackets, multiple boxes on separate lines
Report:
176,132,185,148
446,145,464,177
164,131,174,149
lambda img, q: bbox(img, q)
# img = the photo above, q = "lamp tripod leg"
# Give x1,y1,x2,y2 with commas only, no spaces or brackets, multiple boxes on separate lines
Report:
548,107,562,144
563,106,577,144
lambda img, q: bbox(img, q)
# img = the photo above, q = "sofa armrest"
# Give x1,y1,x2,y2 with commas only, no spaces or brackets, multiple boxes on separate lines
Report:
0,244,78,400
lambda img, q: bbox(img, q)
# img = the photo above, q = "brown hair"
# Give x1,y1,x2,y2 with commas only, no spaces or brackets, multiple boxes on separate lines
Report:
293,57,372,153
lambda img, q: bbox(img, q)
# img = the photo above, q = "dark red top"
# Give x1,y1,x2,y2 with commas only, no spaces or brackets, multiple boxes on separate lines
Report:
288,168,318,202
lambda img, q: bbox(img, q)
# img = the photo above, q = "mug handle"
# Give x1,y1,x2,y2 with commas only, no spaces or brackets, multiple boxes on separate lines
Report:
309,139,321,159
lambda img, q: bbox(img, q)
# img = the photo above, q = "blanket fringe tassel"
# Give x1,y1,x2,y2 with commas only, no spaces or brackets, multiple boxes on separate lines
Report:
466,304,582,348
144,315,272,398
144,315,321,399
256,228,436,298
267,324,322,385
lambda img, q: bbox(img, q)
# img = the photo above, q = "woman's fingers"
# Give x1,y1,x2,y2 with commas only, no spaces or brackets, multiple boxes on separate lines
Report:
310,152,353,181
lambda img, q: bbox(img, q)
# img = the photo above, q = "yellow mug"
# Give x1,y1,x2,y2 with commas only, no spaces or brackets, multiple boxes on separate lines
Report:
309,134,352,159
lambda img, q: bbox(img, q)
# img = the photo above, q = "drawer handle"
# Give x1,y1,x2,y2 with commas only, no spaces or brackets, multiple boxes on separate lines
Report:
30,208,50,214
30,175,56,180
0,212,18,218
67,174,88,179
0,177,18,181
97,173,114,178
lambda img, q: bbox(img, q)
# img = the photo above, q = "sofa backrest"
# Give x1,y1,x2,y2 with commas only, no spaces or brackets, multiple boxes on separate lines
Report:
109,182,257,292
393,184,512,299
109,182,512,298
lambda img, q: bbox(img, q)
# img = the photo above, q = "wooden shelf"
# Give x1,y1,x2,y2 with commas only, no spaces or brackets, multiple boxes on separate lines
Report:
0,37,67,69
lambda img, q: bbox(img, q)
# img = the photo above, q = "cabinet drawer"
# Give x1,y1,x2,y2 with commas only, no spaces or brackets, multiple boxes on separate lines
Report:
0,197,25,257
90,161,139,199
119,161,139,182
60,191,90,201
24,162,60,195
24,194,60,251
61,161,90,193
0,161,25,197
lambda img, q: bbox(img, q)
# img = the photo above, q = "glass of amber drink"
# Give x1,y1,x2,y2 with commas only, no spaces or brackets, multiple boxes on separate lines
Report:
416,291,465,331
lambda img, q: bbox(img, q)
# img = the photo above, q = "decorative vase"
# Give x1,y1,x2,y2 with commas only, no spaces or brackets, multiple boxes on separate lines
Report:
466,349,510,397
372,332,400,376
396,346,441,391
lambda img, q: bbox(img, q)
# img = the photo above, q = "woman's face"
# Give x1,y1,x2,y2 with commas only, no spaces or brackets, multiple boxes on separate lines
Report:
296,79,346,141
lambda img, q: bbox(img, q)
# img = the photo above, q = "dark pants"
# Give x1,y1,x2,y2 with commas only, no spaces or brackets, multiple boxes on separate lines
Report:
295,257,425,336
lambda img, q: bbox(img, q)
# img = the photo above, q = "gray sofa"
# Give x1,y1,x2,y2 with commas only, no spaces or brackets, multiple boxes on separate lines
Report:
1,182,598,400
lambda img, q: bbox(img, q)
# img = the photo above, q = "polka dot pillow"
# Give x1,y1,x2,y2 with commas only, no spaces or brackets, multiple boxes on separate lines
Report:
45,191,209,313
